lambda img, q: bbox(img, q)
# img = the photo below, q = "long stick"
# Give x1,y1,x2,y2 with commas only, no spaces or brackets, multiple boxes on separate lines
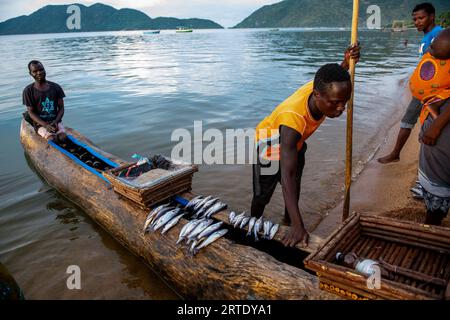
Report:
343,0,360,222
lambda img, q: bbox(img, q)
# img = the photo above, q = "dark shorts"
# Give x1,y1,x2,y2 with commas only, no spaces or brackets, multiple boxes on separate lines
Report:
400,97,422,129
252,142,307,206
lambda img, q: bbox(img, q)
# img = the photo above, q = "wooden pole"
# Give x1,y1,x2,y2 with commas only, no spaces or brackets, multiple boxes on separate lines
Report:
343,0,360,222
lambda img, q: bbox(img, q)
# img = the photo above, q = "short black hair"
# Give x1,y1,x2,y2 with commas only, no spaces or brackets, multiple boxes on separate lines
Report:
28,60,42,71
313,63,351,94
413,3,435,15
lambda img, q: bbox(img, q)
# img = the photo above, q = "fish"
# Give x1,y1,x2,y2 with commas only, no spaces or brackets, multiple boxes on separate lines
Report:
185,195,203,211
246,217,256,236
176,219,203,244
189,239,201,254
143,204,169,232
233,212,246,228
192,195,213,212
161,213,186,234
229,211,236,224
150,205,174,226
253,217,263,241
263,220,274,239
193,198,219,218
152,208,182,232
196,221,223,240
239,215,250,229
191,229,228,256
204,202,227,218
186,219,214,243
269,224,279,240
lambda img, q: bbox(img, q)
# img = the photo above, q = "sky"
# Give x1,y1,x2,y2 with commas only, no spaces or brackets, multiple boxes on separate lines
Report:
0,0,281,28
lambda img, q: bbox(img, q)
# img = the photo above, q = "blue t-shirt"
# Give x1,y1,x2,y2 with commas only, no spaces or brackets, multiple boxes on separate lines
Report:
419,25,443,57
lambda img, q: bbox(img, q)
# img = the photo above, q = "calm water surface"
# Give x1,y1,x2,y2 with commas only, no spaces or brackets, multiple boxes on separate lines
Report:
0,29,420,299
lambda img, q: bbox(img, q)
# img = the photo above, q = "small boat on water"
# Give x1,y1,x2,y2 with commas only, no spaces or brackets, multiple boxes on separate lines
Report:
391,20,408,33
176,27,193,33
269,28,280,32
143,30,160,35
19,118,329,300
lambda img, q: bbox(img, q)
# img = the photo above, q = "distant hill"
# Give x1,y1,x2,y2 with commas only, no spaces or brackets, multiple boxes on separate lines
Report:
234,0,450,28
0,3,223,35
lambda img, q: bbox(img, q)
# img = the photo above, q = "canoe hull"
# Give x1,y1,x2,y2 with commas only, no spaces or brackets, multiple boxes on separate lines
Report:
20,120,332,300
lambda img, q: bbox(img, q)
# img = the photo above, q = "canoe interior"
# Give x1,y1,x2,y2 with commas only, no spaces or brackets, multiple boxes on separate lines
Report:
305,213,450,300
49,134,120,182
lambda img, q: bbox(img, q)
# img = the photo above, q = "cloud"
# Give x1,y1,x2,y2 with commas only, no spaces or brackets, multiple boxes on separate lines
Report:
0,0,280,27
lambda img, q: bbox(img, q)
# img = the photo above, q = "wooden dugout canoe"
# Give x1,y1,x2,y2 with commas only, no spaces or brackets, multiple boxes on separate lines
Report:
20,119,334,300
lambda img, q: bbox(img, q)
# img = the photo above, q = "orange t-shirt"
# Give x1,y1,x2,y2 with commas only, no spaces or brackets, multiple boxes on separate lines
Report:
255,81,325,161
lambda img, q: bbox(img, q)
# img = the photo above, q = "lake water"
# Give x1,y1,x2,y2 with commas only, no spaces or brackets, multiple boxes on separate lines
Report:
0,28,421,299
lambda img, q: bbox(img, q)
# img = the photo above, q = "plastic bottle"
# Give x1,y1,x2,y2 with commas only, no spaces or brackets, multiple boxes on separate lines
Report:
336,252,379,276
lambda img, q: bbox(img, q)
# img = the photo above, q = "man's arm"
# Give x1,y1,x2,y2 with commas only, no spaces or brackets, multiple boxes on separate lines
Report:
52,98,65,125
26,106,55,132
280,125,309,247
341,42,361,71
421,100,450,145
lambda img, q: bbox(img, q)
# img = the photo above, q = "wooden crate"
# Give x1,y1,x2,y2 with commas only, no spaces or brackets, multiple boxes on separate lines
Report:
304,213,450,300
103,160,198,209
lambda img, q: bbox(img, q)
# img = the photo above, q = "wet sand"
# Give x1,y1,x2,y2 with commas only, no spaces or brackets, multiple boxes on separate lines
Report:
314,105,450,238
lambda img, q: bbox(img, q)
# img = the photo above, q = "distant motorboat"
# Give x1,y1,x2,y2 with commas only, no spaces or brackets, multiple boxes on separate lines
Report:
143,30,160,35
176,27,193,33
268,28,280,32
391,20,408,33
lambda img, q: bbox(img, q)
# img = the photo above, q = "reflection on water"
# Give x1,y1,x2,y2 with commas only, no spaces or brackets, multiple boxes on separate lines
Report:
0,29,420,299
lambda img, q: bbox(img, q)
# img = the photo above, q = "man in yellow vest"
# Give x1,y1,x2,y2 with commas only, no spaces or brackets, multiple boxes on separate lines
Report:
253,45,360,247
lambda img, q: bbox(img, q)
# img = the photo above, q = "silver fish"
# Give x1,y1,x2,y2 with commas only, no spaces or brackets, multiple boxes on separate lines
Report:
176,219,202,244
189,239,201,254
197,221,223,240
143,204,169,232
269,224,279,240
194,198,219,218
150,206,174,227
187,219,214,243
193,195,213,212
161,213,186,234
253,217,263,241
263,220,274,239
204,202,227,218
192,229,228,256
239,215,250,229
185,195,203,210
229,211,236,224
246,217,256,236
233,212,246,228
152,208,182,232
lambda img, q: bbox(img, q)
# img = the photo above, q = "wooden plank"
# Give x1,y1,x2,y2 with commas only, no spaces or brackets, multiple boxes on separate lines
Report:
378,260,447,288
309,260,440,300
305,213,360,262
362,229,450,254
360,216,450,240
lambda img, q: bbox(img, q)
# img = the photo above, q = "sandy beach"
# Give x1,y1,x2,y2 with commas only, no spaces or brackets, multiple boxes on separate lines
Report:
313,101,450,239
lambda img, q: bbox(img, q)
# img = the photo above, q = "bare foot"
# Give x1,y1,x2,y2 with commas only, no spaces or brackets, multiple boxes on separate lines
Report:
377,153,400,164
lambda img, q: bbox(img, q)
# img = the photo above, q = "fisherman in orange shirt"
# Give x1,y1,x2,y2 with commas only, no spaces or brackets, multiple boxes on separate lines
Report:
409,28,450,225
252,44,360,247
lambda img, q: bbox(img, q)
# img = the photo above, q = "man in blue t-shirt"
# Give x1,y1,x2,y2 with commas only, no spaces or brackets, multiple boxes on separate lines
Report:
378,3,443,164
